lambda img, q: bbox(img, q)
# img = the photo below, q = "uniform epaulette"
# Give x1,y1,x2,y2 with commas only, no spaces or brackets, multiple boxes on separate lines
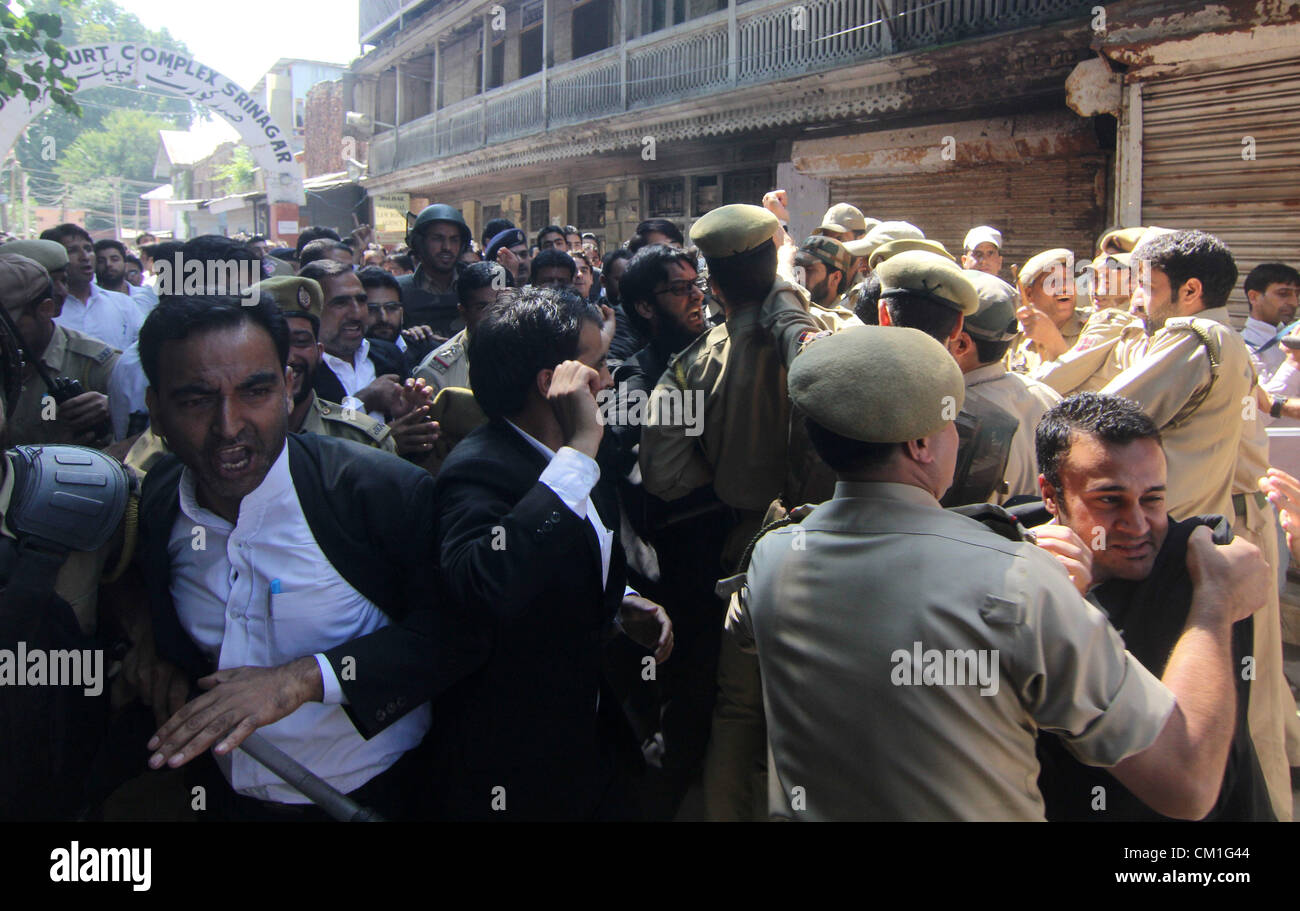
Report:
65,334,118,365
1161,317,1222,428
319,401,390,441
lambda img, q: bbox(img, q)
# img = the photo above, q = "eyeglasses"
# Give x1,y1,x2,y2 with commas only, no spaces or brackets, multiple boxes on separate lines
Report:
653,278,707,298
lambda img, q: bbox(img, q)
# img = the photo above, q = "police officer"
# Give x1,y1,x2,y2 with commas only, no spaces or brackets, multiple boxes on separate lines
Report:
411,261,505,393
0,253,118,449
396,203,473,339
952,271,1061,503
727,323,1269,820
0,290,138,819
1005,248,1090,375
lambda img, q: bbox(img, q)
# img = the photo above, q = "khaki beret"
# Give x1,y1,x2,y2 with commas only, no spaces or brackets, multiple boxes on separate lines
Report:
0,253,54,320
875,250,979,316
1097,227,1147,255
797,235,853,275
255,275,324,318
2,239,69,274
963,271,1020,341
1129,225,1180,260
689,205,778,259
868,238,956,270
430,385,488,439
789,325,965,443
816,202,868,235
1018,248,1075,291
855,221,924,260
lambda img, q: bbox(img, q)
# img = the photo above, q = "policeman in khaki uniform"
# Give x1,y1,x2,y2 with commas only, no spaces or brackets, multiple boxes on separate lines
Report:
953,271,1061,503
0,253,119,449
415,328,470,392
726,323,1269,820
1005,248,1090,376
1093,229,1294,819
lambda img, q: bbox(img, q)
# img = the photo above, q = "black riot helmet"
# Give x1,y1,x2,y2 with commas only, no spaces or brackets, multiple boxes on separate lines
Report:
406,204,472,256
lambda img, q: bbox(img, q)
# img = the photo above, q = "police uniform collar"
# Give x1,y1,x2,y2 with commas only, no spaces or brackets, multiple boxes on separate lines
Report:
38,323,70,372
1195,306,1231,327
963,362,1008,387
831,480,940,506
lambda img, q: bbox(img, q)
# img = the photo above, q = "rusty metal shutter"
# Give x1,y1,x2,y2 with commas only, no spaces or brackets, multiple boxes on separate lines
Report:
829,155,1107,273
1142,57,1300,325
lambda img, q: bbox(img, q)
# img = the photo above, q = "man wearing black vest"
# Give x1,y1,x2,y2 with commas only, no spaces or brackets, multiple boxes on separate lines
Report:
135,293,483,820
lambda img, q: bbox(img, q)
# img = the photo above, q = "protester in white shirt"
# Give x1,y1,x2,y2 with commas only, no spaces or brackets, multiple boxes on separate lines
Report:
42,224,142,351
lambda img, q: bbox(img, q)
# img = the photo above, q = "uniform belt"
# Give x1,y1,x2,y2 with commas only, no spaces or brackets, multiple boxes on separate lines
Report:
1232,491,1268,517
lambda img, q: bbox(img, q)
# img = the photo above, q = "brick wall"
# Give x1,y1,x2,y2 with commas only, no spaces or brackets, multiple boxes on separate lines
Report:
304,80,367,178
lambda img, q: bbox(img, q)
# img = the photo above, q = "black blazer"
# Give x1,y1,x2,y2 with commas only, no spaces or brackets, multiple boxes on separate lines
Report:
429,418,639,819
137,432,487,740
313,337,408,408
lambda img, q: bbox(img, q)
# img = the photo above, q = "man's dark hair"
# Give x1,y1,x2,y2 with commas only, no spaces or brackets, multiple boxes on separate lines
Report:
142,240,185,263
124,253,142,269
93,239,127,259
1244,263,1300,297
296,225,342,258
468,286,602,419
619,244,698,337
853,274,881,325
298,258,353,287
635,218,684,246
536,225,566,248
705,239,776,307
1133,229,1237,310
563,225,579,236
283,308,321,337
356,264,401,296
139,293,288,389
805,417,899,474
1036,392,1163,492
249,235,267,245
390,253,414,271
971,335,1013,365
458,261,510,305
299,239,353,267
882,291,960,342
530,248,576,283
40,223,92,246
482,218,515,248
602,247,632,273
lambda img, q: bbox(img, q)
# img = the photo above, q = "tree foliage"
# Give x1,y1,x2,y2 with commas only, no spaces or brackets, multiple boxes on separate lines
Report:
0,0,81,116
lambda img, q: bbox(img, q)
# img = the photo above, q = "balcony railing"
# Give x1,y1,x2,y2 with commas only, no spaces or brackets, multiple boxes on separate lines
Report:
369,0,1093,175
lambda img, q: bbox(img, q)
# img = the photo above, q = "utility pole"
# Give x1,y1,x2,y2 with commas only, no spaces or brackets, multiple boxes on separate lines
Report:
2,155,11,233
111,176,123,238
59,184,68,222
134,192,141,236
21,171,29,237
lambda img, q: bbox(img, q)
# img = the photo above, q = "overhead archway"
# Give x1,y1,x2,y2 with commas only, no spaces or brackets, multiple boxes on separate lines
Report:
0,43,305,206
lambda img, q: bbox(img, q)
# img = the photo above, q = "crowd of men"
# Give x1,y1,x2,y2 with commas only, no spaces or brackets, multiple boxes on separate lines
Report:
2,192,1300,822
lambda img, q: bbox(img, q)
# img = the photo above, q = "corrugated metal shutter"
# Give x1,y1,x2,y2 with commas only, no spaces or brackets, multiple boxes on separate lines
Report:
829,155,1107,274
1142,57,1300,325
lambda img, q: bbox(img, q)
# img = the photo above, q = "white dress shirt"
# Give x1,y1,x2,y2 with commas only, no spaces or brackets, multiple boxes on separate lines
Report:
322,339,382,420
107,341,148,440
1242,317,1288,384
54,283,142,351
167,443,430,803
127,282,160,319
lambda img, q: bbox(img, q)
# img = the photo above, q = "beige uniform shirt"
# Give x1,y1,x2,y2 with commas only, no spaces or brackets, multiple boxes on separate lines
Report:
963,364,1062,503
298,394,397,453
0,450,114,634
640,278,823,510
1005,308,1088,376
1100,307,1257,520
1034,309,1149,396
412,329,470,392
728,481,1175,821
8,326,119,448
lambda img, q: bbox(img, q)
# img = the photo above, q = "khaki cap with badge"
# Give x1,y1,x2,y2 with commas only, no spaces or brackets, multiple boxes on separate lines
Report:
868,238,956,270
875,250,980,316
797,235,853,275
690,204,779,259
963,272,1020,341
789,324,965,442
253,275,324,319
2,239,70,274
816,203,869,236
0,253,55,320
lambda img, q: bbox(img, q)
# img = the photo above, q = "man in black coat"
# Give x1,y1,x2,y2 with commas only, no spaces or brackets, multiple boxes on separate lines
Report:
430,286,673,820
133,293,483,820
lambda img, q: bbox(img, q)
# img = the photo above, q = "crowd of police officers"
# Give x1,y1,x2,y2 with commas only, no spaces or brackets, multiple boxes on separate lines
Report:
1,187,1299,822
